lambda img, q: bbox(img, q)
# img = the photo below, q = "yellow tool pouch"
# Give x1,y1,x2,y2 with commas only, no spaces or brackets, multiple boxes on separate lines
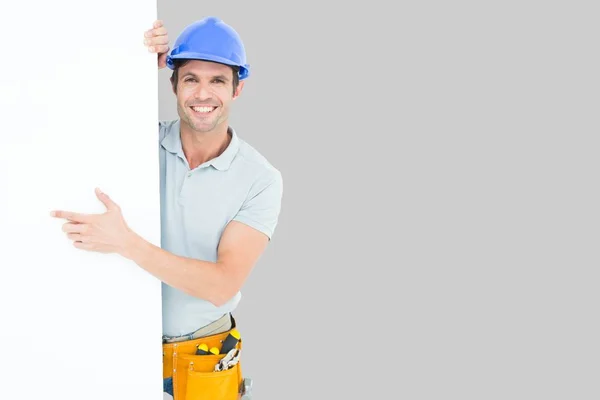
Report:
163,328,244,400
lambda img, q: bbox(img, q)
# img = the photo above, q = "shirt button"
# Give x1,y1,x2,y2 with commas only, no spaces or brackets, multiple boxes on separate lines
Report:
187,173,192,178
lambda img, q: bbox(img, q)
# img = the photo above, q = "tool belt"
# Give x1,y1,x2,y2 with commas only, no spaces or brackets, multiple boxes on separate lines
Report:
163,325,244,400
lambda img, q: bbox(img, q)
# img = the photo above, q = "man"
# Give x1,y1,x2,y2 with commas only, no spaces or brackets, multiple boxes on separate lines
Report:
51,17,283,397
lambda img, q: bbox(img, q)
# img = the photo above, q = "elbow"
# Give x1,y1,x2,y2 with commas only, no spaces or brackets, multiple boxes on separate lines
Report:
208,266,242,307
185,288,230,307
208,279,241,307
188,264,242,307
181,284,228,306
209,288,238,308
210,298,226,308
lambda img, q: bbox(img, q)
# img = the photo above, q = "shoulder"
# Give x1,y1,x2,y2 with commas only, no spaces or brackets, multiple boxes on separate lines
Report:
234,136,282,190
159,119,180,141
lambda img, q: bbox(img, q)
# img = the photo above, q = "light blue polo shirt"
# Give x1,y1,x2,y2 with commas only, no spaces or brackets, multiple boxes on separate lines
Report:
158,119,283,337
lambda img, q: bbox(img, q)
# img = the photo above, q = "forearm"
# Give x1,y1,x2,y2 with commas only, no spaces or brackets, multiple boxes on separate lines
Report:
122,231,230,306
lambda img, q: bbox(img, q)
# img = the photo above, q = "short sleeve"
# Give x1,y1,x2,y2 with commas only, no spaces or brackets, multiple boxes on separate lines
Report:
233,169,283,239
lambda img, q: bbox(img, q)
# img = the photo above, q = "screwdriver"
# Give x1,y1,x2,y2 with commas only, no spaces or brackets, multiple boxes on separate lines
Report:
220,329,241,354
195,343,209,355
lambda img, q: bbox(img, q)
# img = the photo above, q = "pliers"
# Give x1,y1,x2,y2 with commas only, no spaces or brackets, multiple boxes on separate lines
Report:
213,348,252,398
214,347,241,372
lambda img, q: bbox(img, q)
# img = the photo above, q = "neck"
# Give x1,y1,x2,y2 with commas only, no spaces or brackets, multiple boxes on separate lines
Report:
180,123,231,170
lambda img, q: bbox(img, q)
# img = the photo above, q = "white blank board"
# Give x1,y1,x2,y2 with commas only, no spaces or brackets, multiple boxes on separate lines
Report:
0,1,163,399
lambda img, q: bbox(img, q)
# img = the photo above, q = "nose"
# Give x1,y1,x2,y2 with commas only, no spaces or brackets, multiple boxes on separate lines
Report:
195,82,212,100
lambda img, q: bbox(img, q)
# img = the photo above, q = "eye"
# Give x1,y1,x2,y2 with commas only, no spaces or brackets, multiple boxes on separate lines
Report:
213,79,225,84
184,77,197,83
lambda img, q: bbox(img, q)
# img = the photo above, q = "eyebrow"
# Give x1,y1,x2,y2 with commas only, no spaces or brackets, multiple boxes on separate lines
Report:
181,72,230,81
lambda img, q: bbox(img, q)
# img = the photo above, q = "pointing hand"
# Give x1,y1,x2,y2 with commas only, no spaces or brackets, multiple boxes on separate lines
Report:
50,188,136,257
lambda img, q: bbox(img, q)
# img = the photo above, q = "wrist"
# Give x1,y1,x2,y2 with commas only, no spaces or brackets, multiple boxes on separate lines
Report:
121,229,145,261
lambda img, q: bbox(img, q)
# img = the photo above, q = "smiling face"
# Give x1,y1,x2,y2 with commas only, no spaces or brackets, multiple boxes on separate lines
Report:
170,59,244,134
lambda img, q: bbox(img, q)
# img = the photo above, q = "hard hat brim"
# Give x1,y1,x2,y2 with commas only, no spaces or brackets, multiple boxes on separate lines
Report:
166,52,249,79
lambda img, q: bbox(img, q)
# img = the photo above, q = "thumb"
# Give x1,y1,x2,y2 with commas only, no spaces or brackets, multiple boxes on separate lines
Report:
158,51,168,69
95,188,119,211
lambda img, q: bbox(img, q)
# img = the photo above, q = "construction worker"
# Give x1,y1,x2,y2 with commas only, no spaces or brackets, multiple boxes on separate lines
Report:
50,17,283,397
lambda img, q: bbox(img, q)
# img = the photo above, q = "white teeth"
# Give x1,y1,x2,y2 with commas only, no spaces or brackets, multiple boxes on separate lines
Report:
192,106,214,113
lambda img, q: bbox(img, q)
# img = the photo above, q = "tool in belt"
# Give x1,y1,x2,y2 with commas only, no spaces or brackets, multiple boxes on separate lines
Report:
183,327,252,399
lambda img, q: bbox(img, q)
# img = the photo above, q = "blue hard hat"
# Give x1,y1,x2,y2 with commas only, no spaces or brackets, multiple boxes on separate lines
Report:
166,16,250,80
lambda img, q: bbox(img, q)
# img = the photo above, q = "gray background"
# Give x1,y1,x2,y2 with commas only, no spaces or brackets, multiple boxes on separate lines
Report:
157,1,599,399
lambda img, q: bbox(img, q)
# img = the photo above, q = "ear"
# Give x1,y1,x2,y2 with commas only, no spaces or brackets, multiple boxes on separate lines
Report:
233,81,245,100
169,71,178,95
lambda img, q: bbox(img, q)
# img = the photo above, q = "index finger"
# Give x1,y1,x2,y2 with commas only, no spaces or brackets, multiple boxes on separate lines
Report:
50,210,93,223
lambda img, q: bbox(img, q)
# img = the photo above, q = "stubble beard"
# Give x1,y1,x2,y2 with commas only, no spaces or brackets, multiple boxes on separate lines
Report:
179,103,221,134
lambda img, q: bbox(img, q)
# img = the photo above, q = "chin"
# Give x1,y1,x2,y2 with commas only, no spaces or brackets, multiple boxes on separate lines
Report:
191,120,218,132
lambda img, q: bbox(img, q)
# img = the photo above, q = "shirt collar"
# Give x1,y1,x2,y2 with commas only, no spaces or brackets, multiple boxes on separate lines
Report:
160,119,240,171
